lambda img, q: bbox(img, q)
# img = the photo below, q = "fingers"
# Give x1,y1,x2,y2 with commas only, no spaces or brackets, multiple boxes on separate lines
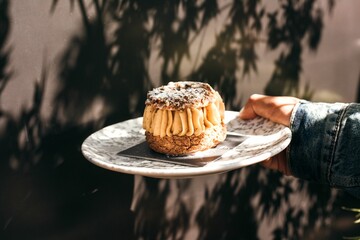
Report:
261,150,291,175
239,94,299,127
240,94,296,175
239,94,265,120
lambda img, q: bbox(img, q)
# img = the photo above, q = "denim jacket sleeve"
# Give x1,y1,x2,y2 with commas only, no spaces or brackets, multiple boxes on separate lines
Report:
288,100,360,198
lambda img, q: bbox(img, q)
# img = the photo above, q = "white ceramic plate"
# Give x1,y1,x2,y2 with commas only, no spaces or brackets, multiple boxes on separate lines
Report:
81,111,291,178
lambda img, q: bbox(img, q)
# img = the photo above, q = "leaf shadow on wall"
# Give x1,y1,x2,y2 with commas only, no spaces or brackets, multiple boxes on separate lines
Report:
0,1,135,239
0,0,356,239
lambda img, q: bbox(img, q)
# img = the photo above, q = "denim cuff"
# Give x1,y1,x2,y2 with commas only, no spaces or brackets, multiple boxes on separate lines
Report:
288,101,349,185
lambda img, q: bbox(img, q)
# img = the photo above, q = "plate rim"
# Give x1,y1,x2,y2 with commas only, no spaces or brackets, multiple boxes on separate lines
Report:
81,111,291,178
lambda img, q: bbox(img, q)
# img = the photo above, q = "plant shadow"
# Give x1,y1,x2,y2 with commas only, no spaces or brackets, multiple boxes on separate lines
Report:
1,0,359,239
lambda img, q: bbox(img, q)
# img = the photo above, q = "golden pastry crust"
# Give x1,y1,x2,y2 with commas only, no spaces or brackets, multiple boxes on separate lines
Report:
145,123,226,155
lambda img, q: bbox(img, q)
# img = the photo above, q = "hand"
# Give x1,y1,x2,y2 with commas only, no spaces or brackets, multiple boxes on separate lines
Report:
239,94,300,175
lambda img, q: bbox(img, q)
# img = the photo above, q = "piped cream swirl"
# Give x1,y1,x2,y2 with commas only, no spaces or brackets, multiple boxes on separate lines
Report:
143,97,225,138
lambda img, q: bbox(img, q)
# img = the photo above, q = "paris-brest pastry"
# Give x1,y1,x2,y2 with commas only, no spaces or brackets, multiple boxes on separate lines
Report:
142,81,226,155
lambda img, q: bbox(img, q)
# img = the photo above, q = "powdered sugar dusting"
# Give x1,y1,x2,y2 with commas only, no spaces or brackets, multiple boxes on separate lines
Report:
145,81,216,110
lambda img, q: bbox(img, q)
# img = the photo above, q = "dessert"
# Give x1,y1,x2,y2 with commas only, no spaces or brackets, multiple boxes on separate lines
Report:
142,81,226,155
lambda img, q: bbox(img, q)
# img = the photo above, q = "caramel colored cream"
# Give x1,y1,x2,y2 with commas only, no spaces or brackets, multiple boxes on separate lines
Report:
143,99,224,138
